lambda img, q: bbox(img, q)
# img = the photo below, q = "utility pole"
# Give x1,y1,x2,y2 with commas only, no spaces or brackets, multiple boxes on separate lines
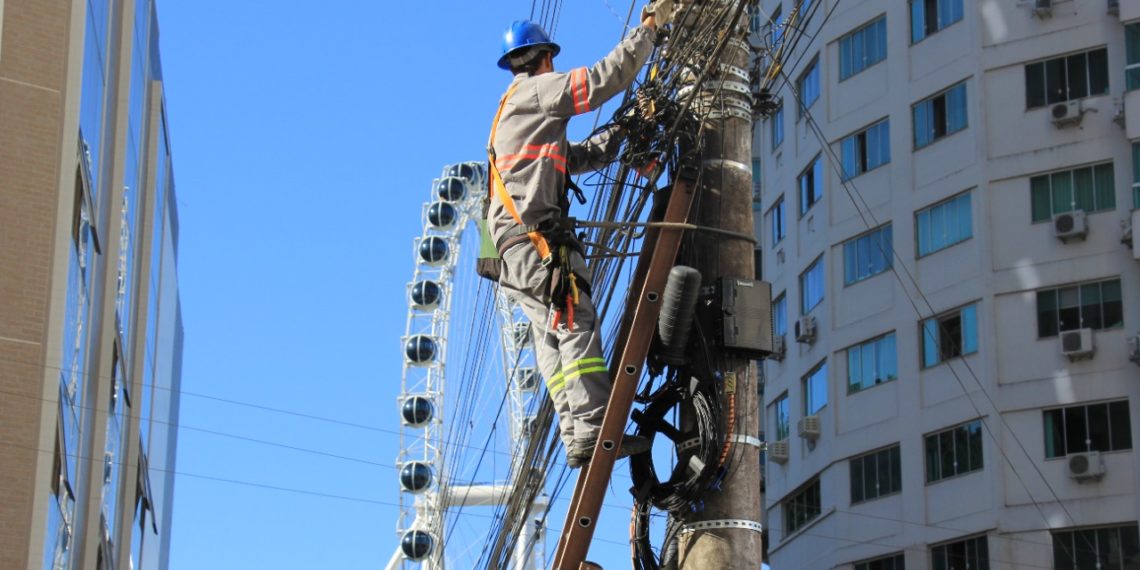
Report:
675,1,764,568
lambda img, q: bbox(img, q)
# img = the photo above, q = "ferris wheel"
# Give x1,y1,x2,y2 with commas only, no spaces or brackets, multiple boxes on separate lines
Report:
387,162,548,569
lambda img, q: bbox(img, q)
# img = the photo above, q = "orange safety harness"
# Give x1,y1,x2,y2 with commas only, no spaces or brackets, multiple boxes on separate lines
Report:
488,83,581,330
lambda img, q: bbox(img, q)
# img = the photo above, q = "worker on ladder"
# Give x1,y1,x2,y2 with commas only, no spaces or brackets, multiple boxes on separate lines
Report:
487,1,676,468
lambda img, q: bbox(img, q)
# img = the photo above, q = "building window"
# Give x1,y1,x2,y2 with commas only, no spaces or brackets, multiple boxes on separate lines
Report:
925,420,983,483
774,293,788,338
839,16,887,80
843,224,893,285
910,0,963,43
770,6,785,49
1029,162,1115,222
847,332,898,393
931,535,989,570
1036,278,1123,337
799,155,824,216
798,58,821,119
753,248,763,280
803,360,828,416
800,255,824,314
916,191,972,257
853,553,905,570
771,103,785,150
921,302,978,368
784,477,821,534
1128,24,1140,91
773,394,790,440
771,196,787,245
1052,523,1140,570
1132,142,1140,209
1043,400,1132,459
841,119,891,180
1025,48,1110,109
751,158,763,205
850,445,901,504
913,82,967,149
750,4,764,33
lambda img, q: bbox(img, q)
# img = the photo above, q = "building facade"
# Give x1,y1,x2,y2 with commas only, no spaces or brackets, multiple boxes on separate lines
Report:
752,0,1140,567
0,1,183,569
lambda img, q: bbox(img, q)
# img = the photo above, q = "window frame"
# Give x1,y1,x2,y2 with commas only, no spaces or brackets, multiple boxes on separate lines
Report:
920,301,980,369
797,56,821,120
924,419,985,484
1035,278,1124,338
1023,47,1111,110
845,331,898,394
1128,23,1140,91
800,254,825,315
783,476,822,534
842,223,893,285
772,392,791,441
909,0,964,44
1042,399,1132,459
1051,523,1140,570
798,154,824,217
1028,161,1116,223
849,444,902,505
838,15,888,82
840,118,891,180
912,81,969,151
773,292,788,338
771,102,785,150
852,552,905,570
770,194,787,245
802,359,828,416
930,534,990,570
914,189,973,258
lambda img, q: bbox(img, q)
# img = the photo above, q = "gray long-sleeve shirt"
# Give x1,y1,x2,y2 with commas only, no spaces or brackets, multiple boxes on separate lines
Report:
488,25,655,247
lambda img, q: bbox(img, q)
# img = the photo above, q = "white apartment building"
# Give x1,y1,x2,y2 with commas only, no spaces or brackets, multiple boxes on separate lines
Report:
751,0,1140,567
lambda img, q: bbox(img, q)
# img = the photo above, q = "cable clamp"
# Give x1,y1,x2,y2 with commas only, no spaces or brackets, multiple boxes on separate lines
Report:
676,433,762,453
716,63,751,82
707,107,754,121
679,519,763,534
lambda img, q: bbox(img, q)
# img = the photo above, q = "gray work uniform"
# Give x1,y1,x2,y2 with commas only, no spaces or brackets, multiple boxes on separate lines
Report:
491,25,655,448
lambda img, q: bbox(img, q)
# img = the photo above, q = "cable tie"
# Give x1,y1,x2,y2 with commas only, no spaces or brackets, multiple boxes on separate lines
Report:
678,519,763,535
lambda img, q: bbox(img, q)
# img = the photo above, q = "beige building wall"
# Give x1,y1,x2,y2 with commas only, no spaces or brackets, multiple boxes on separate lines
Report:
753,0,1140,567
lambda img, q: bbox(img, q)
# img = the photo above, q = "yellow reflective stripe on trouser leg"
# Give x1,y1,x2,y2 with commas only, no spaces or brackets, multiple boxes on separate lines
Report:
547,357,606,394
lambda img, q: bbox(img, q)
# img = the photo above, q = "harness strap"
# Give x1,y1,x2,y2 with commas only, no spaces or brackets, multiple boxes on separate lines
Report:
488,83,552,261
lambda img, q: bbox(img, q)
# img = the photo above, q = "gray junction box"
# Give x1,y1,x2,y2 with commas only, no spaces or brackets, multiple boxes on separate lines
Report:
713,277,775,357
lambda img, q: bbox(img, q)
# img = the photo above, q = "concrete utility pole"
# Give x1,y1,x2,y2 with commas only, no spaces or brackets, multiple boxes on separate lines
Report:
675,2,763,568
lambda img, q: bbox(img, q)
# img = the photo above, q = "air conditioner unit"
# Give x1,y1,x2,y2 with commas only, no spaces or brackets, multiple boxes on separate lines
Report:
768,439,789,464
1108,0,1120,15
1053,210,1088,242
1128,335,1140,366
794,316,817,344
798,415,821,440
1067,451,1105,481
1060,328,1095,361
1034,0,1053,17
769,336,787,361
1051,100,1084,127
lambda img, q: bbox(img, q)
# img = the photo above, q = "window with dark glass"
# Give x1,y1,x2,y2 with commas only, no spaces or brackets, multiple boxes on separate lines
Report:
854,553,905,570
1128,24,1140,91
771,196,786,245
1025,48,1110,109
1052,523,1140,570
1036,279,1123,337
850,445,901,504
784,477,821,533
931,535,989,570
1043,400,1132,459
1132,142,1140,209
773,393,790,440
772,102,785,150
1029,162,1115,222
925,420,983,482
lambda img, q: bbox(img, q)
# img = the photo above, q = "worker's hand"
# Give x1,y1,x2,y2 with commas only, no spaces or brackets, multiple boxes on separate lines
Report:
641,0,676,29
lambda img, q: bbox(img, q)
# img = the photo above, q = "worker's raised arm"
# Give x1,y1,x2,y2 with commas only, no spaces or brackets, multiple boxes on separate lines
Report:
536,25,656,119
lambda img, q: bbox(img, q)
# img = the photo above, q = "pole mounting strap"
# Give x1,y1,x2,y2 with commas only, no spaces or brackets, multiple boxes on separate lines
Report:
677,434,762,453
679,519,764,534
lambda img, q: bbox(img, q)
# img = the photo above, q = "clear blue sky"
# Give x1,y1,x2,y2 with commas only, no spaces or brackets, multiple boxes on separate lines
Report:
156,1,677,568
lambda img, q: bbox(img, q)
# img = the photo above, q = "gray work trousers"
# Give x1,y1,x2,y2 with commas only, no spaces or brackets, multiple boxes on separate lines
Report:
498,243,612,449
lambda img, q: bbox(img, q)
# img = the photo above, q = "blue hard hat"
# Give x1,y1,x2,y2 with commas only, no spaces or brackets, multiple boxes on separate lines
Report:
498,20,561,70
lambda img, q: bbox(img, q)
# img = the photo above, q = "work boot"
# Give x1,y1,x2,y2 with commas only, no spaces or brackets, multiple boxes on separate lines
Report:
566,435,651,469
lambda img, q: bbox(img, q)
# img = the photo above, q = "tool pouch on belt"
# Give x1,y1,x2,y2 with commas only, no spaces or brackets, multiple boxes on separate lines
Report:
540,219,592,309
475,180,502,282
